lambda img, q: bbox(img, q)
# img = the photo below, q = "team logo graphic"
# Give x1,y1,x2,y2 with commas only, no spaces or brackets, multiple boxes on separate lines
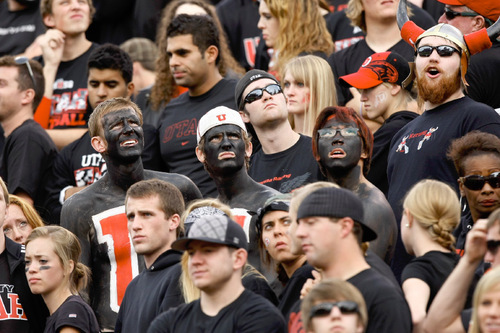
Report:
396,135,410,154
216,114,227,121
365,60,399,84
417,127,439,150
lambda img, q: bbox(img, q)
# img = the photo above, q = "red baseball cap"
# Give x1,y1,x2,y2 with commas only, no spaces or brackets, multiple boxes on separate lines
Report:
339,52,412,90
437,0,500,21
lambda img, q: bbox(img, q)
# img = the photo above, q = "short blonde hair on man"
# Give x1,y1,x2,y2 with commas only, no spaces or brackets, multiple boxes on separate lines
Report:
88,97,143,138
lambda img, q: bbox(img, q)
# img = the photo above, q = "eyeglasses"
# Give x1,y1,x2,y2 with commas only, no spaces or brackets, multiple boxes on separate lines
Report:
317,127,359,138
444,7,478,21
416,45,461,58
487,240,500,255
310,301,359,318
242,84,282,108
460,172,500,191
14,56,36,90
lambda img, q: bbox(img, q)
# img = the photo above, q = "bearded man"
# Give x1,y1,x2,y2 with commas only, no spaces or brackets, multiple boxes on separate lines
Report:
386,22,500,280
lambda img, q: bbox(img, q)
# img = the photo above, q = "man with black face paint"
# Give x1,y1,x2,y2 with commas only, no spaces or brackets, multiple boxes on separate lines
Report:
60,97,202,332
195,106,279,271
312,106,398,266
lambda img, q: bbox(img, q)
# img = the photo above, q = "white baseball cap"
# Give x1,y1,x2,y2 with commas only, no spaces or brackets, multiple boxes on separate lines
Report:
196,106,247,144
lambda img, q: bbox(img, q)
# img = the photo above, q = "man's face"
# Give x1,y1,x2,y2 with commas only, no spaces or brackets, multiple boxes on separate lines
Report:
295,216,340,270
187,241,236,293
101,108,144,162
438,5,479,34
240,78,288,129
44,0,91,35
88,68,133,110
126,195,175,264
198,125,249,175
0,66,24,122
415,36,462,106
485,223,500,268
317,119,364,176
167,34,210,91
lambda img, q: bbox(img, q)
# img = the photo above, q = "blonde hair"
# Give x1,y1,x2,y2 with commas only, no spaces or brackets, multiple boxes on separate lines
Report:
470,267,500,333
26,226,90,294
88,97,143,138
301,278,368,332
8,195,45,229
0,177,9,206
264,0,334,74
403,179,460,251
280,55,337,136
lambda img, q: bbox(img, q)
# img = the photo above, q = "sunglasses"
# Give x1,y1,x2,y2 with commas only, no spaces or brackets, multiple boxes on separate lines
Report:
242,84,282,108
416,45,461,58
310,301,359,318
487,240,500,255
317,127,359,138
460,172,500,191
15,56,36,90
444,7,478,20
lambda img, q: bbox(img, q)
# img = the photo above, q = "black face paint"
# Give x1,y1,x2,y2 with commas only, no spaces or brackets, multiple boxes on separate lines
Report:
101,108,144,163
317,119,363,176
202,125,247,175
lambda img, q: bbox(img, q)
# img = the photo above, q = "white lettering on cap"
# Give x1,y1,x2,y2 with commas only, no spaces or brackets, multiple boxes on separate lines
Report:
249,74,263,81
362,56,372,67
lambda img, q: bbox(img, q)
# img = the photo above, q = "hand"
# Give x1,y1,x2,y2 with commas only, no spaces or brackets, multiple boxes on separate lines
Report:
300,269,321,299
464,219,488,265
38,29,65,66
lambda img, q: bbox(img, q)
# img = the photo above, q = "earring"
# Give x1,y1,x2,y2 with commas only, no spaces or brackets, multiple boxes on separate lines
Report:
405,224,410,228
459,195,467,212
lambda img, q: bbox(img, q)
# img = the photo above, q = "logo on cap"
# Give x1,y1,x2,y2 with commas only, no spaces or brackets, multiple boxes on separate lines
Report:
362,56,372,67
216,114,227,121
249,74,263,81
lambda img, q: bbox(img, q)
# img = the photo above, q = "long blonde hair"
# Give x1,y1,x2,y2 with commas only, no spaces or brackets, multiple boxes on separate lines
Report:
280,55,337,136
403,179,460,251
264,0,334,74
469,267,500,333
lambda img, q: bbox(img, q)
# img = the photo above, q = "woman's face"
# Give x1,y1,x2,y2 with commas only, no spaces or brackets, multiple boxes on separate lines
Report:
459,153,500,222
477,287,500,333
261,210,300,264
309,299,364,333
257,1,279,48
359,83,393,120
3,204,33,244
283,71,310,116
25,237,68,297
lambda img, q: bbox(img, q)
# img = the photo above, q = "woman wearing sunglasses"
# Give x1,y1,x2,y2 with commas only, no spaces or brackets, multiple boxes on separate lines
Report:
448,131,500,255
400,179,461,331
301,278,367,333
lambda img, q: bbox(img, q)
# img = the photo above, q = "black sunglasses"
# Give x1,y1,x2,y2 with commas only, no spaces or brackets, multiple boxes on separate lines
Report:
487,240,500,255
242,84,282,108
309,301,359,318
15,56,36,90
460,172,500,191
444,7,478,21
416,45,461,58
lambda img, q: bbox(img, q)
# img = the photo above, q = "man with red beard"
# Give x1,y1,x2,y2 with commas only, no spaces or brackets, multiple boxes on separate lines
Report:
386,22,500,280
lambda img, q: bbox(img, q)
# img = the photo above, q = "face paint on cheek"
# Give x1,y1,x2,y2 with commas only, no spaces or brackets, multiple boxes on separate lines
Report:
264,238,270,247
40,265,51,271
374,92,387,108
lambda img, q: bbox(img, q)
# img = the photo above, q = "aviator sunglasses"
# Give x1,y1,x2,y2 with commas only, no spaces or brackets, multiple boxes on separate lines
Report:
241,84,282,108
310,301,360,318
416,45,461,57
460,172,500,191
15,56,37,90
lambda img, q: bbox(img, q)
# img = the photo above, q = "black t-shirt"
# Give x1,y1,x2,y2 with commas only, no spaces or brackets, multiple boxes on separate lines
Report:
248,135,324,193
466,41,500,110
148,289,286,333
278,263,314,317
348,268,412,333
158,78,238,197
216,0,261,71
454,211,473,256
0,119,58,220
45,295,100,333
0,250,30,333
37,43,98,129
401,251,459,310
367,111,419,195
0,2,45,57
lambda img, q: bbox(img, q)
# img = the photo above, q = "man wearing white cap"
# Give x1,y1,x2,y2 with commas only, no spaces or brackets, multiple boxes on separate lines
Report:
195,106,279,270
